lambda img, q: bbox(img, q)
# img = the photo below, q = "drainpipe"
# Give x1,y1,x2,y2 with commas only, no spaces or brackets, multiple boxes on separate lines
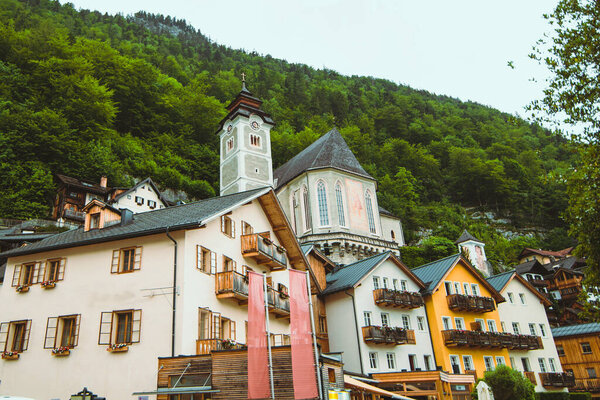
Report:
166,226,177,357
345,289,364,375
422,298,439,370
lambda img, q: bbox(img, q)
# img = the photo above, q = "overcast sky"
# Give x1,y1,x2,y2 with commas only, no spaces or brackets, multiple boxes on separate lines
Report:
61,0,557,122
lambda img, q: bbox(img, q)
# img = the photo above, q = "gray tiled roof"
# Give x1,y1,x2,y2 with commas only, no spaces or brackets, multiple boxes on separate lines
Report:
322,252,390,295
273,128,374,189
454,230,483,245
0,188,269,258
514,259,545,275
486,270,514,293
412,254,461,294
301,244,314,256
552,322,600,338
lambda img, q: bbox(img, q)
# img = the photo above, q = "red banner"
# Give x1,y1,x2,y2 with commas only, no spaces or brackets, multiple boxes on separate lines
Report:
247,271,270,399
289,269,318,399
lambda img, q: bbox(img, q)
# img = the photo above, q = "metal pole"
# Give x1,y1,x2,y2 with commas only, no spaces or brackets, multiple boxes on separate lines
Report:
263,274,275,399
306,270,324,399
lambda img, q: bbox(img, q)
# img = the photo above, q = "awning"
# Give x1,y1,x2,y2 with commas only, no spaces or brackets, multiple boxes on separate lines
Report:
132,386,220,396
344,375,415,400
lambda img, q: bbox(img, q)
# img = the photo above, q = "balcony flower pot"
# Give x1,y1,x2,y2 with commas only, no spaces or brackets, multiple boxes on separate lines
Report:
107,344,129,353
52,347,70,357
2,352,19,360
221,339,237,350
15,285,29,293
41,281,56,289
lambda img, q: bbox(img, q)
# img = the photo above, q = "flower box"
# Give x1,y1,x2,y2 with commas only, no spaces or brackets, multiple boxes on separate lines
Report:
52,348,70,357
2,352,19,360
107,344,129,353
41,281,56,289
15,286,29,293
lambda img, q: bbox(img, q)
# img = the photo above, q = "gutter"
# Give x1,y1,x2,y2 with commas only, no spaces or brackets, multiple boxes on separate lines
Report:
345,289,364,375
166,227,178,357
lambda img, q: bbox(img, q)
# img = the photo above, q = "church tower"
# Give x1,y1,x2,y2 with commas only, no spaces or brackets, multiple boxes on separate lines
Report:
455,230,491,276
219,76,275,196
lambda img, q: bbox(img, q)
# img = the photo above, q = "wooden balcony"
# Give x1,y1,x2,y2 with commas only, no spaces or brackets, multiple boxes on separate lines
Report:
539,372,575,388
241,233,287,270
573,378,600,392
266,286,290,317
196,338,246,355
524,371,537,386
215,271,249,302
362,325,416,345
442,330,543,350
373,288,424,309
447,294,495,313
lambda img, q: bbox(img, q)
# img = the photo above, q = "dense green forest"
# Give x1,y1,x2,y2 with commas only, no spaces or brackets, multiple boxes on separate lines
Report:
0,0,577,267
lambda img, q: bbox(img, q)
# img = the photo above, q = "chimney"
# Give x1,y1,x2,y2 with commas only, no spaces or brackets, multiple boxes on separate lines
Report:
100,176,108,188
120,209,134,226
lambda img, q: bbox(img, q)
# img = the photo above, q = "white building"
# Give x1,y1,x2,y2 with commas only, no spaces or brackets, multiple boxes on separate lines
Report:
0,187,308,399
107,177,169,213
322,252,435,375
487,270,567,393
455,230,491,277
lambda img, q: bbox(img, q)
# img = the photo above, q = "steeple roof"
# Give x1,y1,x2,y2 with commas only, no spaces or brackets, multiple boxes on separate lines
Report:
273,128,374,189
454,229,483,245
218,82,274,129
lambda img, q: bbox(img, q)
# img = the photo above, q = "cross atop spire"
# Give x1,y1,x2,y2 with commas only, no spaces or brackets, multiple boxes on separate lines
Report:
241,72,248,92
241,72,246,82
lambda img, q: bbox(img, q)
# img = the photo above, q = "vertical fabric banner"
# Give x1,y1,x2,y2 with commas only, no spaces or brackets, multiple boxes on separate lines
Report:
248,271,271,399
289,269,318,399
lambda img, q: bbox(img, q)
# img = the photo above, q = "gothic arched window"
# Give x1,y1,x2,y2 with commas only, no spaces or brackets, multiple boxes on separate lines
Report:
365,191,376,234
317,181,329,226
335,182,346,227
303,186,312,231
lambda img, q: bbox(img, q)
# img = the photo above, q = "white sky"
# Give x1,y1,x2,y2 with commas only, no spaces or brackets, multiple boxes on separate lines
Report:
61,0,557,122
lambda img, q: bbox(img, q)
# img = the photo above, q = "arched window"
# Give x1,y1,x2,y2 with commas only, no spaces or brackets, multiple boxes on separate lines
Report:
317,181,329,226
335,182,346,227
303,186,312,231
365,191,376,234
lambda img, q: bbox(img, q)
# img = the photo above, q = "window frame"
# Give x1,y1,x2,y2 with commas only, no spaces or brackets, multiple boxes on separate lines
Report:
512,322,521,335
495,356,506,367
471,284,480,296
197,246,217,275
528,323,537,336
221,215,236,238
519,293,527,305
302,186,312,232
44,258,66,283
0,320,32,353
98,309,142,346
487,320,497,333
386,352,396,370
449,355,461,374
316,180,330,227
44,314,81,350
417,316,426,331
556,345,565,357
111,246,142,274
369,352,378,369
442,316,452,330
364,190,377,234
454,317,465,330
581,342,593,354
334,182,347,228
363,312,372,327
484,356,495,371
462,355,474,371
401,315,411,330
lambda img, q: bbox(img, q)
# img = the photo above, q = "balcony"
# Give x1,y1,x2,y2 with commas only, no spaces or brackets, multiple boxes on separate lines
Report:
539,372,575,388
196,338,246,355
524,371,537,386
362,325,416,345
573,378,600,392
63,208,85,221
447,294,495,313
215,271,249,302
373,288,424,309
442,330,543,350
241,233,287,270
266,286,290,317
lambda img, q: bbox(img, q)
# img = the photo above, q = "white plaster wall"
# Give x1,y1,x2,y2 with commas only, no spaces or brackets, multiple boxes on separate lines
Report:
113,184,167,213
459,241,490,276
0,232,179,400
324,291,362,373
380,215,405,246
498,278,565,392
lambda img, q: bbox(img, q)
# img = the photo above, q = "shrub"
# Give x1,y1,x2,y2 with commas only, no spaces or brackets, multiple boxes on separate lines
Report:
481,365,535,400
569,393,592,400
535,392,569,400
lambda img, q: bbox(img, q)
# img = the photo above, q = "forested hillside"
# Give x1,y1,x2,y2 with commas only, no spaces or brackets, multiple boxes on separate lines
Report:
0,0,577,267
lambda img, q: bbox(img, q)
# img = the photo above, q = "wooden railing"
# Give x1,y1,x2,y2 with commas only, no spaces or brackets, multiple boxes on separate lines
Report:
266,286,290,316
240,233,287,270
361,325,416,345
524,371,537,386
539,372,575,388
447,294,495,313
270,334,291,346
373,288,424,309
572,377,600,392
442,330,543,350
215,271,249,299
196,338,246,355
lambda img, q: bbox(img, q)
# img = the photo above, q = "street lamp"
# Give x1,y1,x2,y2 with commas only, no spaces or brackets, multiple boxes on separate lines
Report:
70,387,105,400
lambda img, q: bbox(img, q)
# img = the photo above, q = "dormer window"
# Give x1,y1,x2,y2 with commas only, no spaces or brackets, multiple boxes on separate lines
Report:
250,134,261,147
89,213,100,230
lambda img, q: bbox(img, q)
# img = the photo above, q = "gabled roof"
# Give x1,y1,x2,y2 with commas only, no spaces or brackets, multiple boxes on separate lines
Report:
552,322,600,338
300,243,336,293
322,251,424,296
518,247,574,260
412,253,505,302
546,256,586,272
454,230,483,245
378,206,399,219
82,198,121,214
273,128,374,190
514,259,547,276
1,188,268,258
487,270,551,306
110,177,169,207
56,173,108,195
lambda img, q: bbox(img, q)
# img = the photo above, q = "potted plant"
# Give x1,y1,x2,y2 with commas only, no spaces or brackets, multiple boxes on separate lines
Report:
15,285,29,293
52,346,70,356
107,343,129,353
221,338,237,350
1,351,19,360
41,280,56,289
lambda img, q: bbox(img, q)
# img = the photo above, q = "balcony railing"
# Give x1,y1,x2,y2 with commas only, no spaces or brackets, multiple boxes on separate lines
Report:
539,372,575,388
447,294,495,313
196,338,246,355
241,233,287,270
524,371,537,386
442,330,543,350
373,288,424,309
573,378,600,392
362,325,416,345
215,271,249,301
63,208,85,221
270,334,291,346
266,286,290,317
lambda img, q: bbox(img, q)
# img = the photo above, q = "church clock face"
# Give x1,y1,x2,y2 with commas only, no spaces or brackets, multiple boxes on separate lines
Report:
250,121,260,131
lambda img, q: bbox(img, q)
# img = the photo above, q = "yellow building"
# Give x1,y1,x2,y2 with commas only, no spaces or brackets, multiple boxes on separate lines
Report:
413,254,517,380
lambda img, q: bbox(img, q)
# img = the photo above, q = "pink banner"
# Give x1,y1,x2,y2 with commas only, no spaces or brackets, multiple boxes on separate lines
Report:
248,271,270,399
289,269,318,399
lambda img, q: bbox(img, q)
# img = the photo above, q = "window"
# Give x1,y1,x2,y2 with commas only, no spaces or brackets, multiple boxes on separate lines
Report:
221,215,235,238
44,258,66,283
444,281,453,295
98,310,142,346
463,283,470,295
519,293,527,305
401,280,408,291
474,318,485,331
495,356,506,366
549,358,557,372
454,282,461,295
450,355,461,374
365,191,376,234
241,221,254,235
382,277,389,289
363,312,372,327
402,315,411,330
454,317,465,330
484,356,494,371
44,315,81,349
197,246,216,274
387,353,396,369
507,293,514,303
556,345,565,357
424,355,433,371
135,196,144,205
319,316,327,335
521,357,531,372
89,212,101,229
393,279,399,290
581,342,592,354
317,181,329,226
148,200,157,209
463,355,474,371
328,368,336,384
417,316,425,331
529,323,537,336
442,316,452,330
222,255,236,272
11,261,42,287
373,276,380,290
199,308,212,340
487,320,497,332
510,357,516,369
381,313,390,326
501,321,507,332
226,137,234,152
538,358,547,373
369,352,378,369
302,187,312,231
0,320,31,353
512,322,521,335
539,324,547,338
335,183,346,227
587,368,597,378
250,134,261,147
111,247,142,274
408,354,418,371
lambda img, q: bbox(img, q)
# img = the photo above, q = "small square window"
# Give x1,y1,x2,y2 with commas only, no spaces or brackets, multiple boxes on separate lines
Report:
135,196,144,205
89,213,101,229
386,352,396,369
556,345,565,357
507,293,514,303
221,215,235,238
587,367,597,378
581,342,593,354
519,293,526,305
369,352,378,369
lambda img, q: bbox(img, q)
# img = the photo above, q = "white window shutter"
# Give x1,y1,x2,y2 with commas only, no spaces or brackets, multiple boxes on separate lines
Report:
44,317,58,349
111,250,120,273
12,264,22,287
132,310,142,343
